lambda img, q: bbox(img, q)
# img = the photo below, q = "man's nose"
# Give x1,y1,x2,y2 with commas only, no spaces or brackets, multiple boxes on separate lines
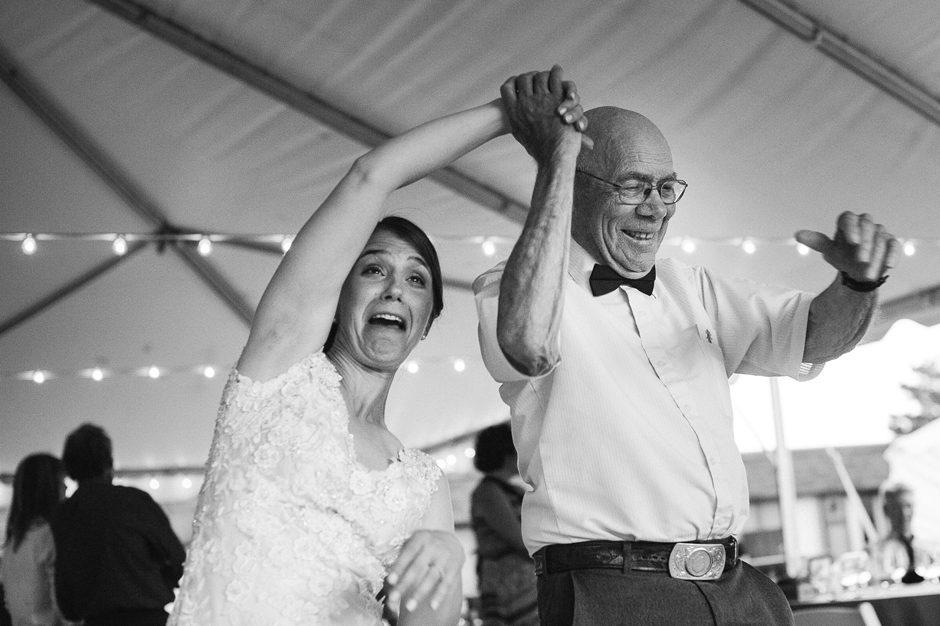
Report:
636,190,668,218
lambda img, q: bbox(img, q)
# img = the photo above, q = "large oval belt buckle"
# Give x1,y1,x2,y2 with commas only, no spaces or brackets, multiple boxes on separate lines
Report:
668,543,725,580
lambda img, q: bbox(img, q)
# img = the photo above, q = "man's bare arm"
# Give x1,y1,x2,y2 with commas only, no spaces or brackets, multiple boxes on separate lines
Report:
496,66,586,376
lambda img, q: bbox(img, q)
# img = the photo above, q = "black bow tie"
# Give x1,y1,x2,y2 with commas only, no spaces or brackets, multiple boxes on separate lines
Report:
589,264,656,297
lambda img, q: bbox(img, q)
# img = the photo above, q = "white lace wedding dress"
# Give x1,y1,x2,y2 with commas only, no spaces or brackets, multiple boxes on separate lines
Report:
169,350,442,626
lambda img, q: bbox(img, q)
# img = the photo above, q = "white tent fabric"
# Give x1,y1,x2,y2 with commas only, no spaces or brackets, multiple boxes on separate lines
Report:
2,0,940,474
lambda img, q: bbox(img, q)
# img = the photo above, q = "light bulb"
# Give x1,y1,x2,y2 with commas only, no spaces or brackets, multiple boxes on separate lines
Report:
149,478,160,490
796,243,810,256
464,447,476,458
181,477,193,489
197,236,212,256
21,234,37,255
112,235,128,256
741,239,756,255
32,370,46,384
280,235,293,253
91,367,104,382
203,366,216,379
405,360,419,374
148,366,161,379
453,358,466,372
681,238,696,254
903,241,916,256
481,239,496,257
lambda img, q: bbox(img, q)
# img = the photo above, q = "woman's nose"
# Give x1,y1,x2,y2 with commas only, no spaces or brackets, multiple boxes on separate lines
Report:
381,278,404,300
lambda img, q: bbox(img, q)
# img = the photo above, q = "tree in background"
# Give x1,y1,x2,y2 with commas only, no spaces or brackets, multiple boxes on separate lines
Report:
890,362,940,435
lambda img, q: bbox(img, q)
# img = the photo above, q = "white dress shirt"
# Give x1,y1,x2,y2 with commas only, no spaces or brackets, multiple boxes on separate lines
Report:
474,241,821,555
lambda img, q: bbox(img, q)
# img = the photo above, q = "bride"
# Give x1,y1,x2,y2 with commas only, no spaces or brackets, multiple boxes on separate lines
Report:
169,68,586,625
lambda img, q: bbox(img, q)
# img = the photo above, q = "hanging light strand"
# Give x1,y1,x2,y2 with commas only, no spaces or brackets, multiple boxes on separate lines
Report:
0,356,480,383
4,232,932,257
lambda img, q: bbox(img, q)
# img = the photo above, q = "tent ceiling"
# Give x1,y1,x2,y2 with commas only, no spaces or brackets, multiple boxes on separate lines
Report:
2,0,939,473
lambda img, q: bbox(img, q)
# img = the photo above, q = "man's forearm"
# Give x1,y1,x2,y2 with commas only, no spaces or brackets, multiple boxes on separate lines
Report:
803,274,878,363
497,149,578,376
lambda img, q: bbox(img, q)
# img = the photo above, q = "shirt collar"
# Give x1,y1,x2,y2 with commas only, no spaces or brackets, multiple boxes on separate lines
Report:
568,239,600,293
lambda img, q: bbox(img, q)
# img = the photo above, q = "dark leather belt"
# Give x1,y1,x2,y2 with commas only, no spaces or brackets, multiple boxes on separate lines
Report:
533,537,738,581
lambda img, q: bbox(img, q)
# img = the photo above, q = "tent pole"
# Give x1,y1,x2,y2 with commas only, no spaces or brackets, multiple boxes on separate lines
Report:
0,243,146,338
87,0,529,223
740,0,940,127
0,43,253,327
770,377,801,578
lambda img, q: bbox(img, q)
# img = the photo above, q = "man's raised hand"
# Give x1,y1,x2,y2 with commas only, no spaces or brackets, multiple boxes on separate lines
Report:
795,211,899,284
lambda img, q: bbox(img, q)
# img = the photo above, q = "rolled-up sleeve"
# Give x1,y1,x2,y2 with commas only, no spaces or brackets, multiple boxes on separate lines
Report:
474,263,564,383
696,266,823,381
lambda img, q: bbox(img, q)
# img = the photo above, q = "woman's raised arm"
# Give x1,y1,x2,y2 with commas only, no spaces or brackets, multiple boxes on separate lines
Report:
237,99,509,381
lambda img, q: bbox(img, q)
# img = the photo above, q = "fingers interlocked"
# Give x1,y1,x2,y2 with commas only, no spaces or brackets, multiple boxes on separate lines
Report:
500,65,590,161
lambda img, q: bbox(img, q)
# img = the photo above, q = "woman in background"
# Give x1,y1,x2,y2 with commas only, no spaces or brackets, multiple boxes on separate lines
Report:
470,423,538,626
0,453,68,626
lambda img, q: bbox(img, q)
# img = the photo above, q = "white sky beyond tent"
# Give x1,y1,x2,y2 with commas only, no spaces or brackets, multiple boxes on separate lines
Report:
2,0,940,476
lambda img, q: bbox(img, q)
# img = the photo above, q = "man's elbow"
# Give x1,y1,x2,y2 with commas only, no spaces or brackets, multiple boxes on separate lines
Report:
497,330,556,377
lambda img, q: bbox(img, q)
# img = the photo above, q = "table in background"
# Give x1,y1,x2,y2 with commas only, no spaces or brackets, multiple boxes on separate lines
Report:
791,581,940,626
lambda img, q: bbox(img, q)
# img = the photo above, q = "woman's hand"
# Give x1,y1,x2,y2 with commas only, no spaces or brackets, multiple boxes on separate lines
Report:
386,529,464,614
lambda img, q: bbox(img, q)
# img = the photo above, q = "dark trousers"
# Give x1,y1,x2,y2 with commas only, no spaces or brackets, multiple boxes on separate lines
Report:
537,560,793,625
83,608,168,626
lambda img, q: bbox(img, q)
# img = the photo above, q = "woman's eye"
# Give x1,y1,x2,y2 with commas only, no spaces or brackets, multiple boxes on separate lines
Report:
363,264,383,275
409,274,427,286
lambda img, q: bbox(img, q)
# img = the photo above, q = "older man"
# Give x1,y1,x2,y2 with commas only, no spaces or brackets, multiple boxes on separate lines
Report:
474,66,898,624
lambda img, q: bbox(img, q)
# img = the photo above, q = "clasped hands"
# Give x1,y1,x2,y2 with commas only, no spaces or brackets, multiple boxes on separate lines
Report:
796,211,899,288
500,64,591,163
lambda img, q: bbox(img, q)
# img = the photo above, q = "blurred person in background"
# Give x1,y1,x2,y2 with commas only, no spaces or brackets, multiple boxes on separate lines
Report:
875,482,932,584
50,423,185,626
0,453,69,626
471,423,538,626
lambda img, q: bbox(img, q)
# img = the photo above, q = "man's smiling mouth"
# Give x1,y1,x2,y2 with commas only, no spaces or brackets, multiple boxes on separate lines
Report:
622,230,657,241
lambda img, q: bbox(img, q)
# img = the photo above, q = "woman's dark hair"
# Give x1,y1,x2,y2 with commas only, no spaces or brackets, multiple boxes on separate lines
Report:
4,453,64,551
325,215,444,352
473,422,516,473
62,423,113,482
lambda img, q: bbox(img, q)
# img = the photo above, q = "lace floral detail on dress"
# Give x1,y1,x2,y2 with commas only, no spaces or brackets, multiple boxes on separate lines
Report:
169,350,442,626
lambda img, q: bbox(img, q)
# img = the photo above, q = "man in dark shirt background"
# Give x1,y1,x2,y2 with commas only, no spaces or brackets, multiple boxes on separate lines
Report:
51,423,185,626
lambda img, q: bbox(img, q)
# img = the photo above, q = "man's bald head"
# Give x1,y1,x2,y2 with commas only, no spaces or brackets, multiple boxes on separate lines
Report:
577,107,673,178
570,106,678,276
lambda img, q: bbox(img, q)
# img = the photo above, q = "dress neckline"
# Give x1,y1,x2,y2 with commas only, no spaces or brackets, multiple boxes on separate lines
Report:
233,349,414,475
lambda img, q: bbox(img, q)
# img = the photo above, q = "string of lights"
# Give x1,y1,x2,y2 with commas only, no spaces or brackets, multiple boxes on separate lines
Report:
3,229,930,383
0,356,476,384
2,231,931,257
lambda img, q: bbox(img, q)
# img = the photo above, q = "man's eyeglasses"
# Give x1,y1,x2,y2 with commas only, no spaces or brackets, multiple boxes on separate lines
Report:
576,169,688,205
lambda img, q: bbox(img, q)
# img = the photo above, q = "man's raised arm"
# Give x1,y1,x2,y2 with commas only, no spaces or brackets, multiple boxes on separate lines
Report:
497,66,587,376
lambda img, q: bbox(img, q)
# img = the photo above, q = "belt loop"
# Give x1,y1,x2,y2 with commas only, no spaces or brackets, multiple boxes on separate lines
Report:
621,541,632,573
533,549,545,576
